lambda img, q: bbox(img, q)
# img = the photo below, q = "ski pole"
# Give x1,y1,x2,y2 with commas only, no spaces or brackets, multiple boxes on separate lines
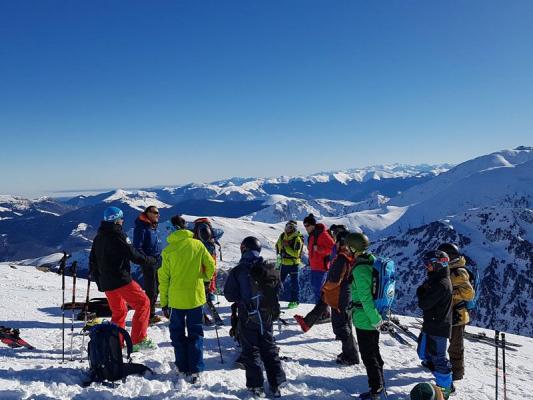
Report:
80,273,91,362
495,330,500,400
69,261,78,361
502,333,507,400
213,321,224,364
59,252,68,363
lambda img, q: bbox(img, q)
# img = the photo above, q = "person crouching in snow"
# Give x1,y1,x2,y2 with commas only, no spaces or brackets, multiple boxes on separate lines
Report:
417,250,454,398
89,206,159,352
224,236,287,398
158,215,216,384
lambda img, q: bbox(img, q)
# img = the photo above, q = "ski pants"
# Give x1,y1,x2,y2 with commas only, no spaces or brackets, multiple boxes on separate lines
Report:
141,265,159,318
280,264,299,303
418,332,452,389
356,328,385,393
169,306,205,374
448,324,465,380
302,299,328,328
310,270,327,303
331,306,360,363
239,319,286,389
105,280,150,345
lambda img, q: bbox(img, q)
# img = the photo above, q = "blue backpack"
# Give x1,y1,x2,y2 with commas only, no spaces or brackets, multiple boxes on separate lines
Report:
455,267,479,311
85,322,151,386
370,257,396,318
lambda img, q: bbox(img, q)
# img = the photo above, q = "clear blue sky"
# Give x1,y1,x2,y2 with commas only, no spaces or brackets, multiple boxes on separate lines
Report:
1,1,532,197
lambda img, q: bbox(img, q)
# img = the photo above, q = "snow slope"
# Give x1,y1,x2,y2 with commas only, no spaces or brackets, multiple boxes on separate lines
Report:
1,264,532,400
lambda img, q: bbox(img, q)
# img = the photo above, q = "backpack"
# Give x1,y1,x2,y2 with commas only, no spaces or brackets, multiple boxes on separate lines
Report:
85,322,151,385
452,266,479,311
247,260,281,333
355,255,396,318
322,252,353,311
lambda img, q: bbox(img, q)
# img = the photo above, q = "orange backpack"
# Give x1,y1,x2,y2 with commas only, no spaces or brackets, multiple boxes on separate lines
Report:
321,252,354,311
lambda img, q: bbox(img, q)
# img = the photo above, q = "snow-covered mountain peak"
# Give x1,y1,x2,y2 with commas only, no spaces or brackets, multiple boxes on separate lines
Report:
103,189,172,211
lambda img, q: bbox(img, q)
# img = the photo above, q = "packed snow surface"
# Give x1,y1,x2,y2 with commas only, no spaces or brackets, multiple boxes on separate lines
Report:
1,264,532,399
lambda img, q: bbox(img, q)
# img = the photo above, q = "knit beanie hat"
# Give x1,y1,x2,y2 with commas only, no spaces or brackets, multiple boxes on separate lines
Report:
303,213,317,226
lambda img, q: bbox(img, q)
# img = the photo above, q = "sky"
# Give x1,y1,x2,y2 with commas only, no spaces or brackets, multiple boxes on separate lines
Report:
1,1,532,198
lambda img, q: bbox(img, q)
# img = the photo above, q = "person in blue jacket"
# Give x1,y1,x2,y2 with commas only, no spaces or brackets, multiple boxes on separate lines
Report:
224,237,286,398
133,205,162,324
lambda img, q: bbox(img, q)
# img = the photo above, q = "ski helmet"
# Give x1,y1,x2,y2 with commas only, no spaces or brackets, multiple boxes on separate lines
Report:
285,220,297,233
410,383,440,400
422,250,450,270
103,206,124,222
345,232,370,253
241,236,261,253
437,243,461,260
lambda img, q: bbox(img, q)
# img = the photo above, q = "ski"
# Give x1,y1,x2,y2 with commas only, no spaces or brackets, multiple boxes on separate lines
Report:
464,331,521,350
381,322,412,347
0,327,35,350
205,300,224,326
388,317,420,342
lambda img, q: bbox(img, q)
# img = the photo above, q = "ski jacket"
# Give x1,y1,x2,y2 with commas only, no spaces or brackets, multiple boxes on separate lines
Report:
223,251,264,320
89,221,158,292
307,224,335,271
275,231,304,266
158,229,215,310
417,267,453,338
449,256,475,326
133,213,162,260
351,253,382,331
321,251,354,311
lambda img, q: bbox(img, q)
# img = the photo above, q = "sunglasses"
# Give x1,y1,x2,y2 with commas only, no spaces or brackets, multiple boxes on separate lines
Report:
303,224,311,228
149,211,160,215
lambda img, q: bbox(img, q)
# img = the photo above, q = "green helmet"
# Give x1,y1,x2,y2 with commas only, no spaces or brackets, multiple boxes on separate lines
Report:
345,232,369,253
410,383,439,400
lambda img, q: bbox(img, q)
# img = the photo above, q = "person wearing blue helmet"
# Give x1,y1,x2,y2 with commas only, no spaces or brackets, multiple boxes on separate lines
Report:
90,206,160,352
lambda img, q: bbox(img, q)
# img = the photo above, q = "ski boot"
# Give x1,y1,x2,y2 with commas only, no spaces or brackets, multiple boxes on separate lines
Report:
294,315,310,333
270,386,281,398
336,353,358,366
186,372,201,385
132,337,158,353
248,386,266,398
287,302,299,309
359,388,387,399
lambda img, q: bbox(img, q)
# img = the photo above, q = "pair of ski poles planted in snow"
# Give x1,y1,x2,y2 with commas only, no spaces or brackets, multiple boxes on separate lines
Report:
60,252,90,363
495,330,508,400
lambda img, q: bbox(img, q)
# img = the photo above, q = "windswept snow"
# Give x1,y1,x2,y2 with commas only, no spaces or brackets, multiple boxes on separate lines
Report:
1,264,532,399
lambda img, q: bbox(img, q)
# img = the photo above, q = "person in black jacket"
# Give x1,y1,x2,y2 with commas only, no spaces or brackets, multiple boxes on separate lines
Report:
224,237,286,398
89,206,159,351
416,250,453,398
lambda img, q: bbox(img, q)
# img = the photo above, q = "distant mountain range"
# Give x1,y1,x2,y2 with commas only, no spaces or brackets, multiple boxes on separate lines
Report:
2,146,532,335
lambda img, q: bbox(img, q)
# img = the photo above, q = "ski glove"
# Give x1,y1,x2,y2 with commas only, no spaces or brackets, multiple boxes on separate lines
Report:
162,306,170,319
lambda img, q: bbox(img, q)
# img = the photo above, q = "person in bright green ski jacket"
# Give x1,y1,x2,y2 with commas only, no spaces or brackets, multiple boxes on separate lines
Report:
275,220,304,308
158,215,216,379
348,233,387,400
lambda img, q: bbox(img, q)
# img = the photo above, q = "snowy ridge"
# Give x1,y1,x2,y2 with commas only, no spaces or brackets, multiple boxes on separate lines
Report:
0,263,532,399
374,205,533,336
103,190,172,211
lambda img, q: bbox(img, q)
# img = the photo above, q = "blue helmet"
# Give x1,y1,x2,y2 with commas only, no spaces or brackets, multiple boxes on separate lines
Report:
103,206,124,222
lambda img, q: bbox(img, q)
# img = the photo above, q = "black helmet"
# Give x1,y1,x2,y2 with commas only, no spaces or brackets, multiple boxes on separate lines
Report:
241,236,262,253
422,250,450,270
345,232,370,253
335,229,349,246
437,243,461,260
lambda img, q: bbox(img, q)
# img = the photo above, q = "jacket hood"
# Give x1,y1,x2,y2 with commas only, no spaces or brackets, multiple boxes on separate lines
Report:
166,229,193,244
240,250,262,263
136,213,157,228
449,256,466,269
99,220,123,235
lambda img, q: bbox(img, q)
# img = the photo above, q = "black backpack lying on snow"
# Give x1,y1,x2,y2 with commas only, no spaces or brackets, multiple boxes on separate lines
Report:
84,322,152,386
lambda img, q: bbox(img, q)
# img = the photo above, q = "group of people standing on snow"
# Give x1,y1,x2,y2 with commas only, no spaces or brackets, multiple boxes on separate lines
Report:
89,206,475,399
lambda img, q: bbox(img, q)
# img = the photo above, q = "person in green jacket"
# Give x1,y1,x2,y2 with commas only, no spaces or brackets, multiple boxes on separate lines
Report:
275,220,304,309
347,232,387,400
158,215,216,384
